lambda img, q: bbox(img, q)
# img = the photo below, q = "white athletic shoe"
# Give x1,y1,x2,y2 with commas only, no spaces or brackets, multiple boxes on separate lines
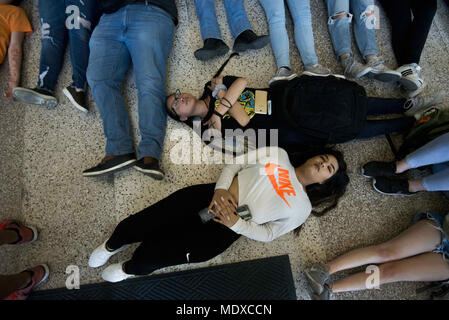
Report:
102,262,133,283
403,92,444,117
88,240,131,268
396,63,425,91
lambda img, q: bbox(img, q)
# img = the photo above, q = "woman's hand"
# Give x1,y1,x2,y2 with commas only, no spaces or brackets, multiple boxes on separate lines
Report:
213,206,240,228
204,113,222,137
208,189,238,227
207,76,223,92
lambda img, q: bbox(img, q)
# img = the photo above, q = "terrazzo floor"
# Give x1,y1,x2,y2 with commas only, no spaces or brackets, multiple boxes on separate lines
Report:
1,0,449,300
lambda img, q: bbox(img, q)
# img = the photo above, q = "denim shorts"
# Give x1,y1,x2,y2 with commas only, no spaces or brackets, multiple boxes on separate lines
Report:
413,211,449,262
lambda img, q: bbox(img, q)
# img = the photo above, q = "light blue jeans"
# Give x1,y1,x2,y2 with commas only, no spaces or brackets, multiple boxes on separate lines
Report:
259,0,318,67
86,4,174,160
325,0,377,60
194,0,252,40
406,132,449,192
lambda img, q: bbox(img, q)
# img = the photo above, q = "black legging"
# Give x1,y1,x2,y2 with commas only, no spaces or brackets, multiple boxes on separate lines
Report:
378,0,437,65
106,184,240,275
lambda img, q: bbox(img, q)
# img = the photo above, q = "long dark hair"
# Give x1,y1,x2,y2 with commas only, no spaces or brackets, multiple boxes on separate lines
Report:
289,146,349,236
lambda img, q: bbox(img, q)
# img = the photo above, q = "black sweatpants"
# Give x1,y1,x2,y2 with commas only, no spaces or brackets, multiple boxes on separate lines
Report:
106,184,241,275
378,0,437,65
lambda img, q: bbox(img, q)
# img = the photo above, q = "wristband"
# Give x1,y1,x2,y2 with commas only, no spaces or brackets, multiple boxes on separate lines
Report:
212,84,227,99
213,110,224,118
222,97,233,109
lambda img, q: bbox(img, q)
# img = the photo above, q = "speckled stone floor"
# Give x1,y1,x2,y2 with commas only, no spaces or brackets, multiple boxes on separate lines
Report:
1,0,448,300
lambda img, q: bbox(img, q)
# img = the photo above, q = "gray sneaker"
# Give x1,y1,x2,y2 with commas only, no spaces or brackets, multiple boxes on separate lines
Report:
310,284,332,300
304,266,330,295
13,87,58,108
403,92,444,117
341,55,372,79
303,64,331,77
366,56,401,83
268,67,297,86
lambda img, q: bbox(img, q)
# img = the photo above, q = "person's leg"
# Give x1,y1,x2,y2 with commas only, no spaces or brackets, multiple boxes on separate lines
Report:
0,229,19,245
66,0,101,91
401,0,437,65
259,0,290,69
377,0,412,66
365,97,407,116
331,252,449,293
227,0,269,53
325,0,372,79
419,167,449,192
194,0,222,41
350,0,377,60
0,273,30,299
325,0,352,60
123,214,240,276
106,184,216,250
36,0,67,93
405,132,449,169
327,219,442,275
286,0,318,67
86,9,134,157
125,5,175,162
223,0,252,39
357,118,414,139
0,265,49,300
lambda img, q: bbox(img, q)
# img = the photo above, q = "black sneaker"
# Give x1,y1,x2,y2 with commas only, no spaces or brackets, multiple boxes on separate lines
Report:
194,38,229,61
133,157,164,180
83,153,137,177
232,30,270,53
361,161,397,178
63,86,88,113
372,177,414,196
13,87,58,108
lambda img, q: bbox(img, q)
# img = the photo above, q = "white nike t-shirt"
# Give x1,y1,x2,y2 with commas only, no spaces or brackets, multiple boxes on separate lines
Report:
215,147,312,242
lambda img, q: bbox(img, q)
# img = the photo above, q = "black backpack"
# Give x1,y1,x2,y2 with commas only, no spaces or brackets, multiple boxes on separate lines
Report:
277,75,368,144
387,107,449,160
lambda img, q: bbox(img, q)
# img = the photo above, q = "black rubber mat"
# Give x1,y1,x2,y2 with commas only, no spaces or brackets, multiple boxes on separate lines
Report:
29,255,296,300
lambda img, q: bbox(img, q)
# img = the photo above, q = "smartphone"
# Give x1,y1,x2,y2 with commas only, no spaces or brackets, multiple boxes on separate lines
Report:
198,204,252,223
236,205,252,221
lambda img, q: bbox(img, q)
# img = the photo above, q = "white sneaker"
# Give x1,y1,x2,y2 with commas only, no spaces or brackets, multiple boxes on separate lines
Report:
88,240,131,268
396,63,425,91
102,261,133,283
403,92,444,117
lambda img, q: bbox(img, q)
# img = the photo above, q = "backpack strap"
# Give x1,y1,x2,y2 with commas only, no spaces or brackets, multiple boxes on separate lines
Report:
385,134,400,161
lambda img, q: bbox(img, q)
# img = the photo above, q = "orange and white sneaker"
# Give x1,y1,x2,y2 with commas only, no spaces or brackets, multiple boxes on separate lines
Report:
5,265,50,300
0,220,38,244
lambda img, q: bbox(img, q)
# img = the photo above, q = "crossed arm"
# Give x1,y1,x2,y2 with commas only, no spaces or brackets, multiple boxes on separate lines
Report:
206,76,252,132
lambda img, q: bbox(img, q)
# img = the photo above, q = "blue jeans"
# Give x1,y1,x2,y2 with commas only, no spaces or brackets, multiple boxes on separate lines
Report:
413,212,449,261
86,4,175,160
406,132,449,192
37,0,99,92
194,0,252,40
259,0,318,67
325,0,377,60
